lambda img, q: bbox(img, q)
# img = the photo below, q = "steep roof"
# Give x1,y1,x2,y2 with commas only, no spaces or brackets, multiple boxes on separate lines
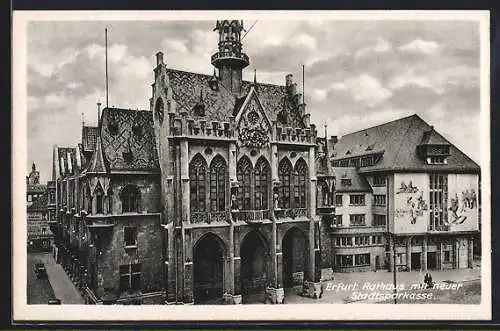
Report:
331,114,480,173
166,69,305,127
100,108,160,172
332,167,372,193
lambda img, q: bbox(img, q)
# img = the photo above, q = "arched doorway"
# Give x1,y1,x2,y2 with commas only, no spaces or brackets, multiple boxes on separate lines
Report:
282,227,309,288
193,233,225,304
240,230,269,298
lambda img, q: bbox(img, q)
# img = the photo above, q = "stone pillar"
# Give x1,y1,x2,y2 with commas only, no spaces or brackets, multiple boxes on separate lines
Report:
166,225,176,302
180,139,189,223
422,236,428,271
233,227,241,295
228,223,235,293
308,146,316,281
455,238,460,269
271,220,278,287
406,236,412,271
276,251,283,286
182,228,193,303
271,144,278,182
229,142,237,182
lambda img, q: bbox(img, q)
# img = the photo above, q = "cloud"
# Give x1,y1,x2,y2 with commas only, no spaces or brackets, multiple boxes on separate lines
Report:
399,39,440,55
345,74,392,107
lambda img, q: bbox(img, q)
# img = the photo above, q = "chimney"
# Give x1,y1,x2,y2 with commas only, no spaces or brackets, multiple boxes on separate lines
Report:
285,74,293,87
331,135,338,145
156,51,164,66
97,102,102,127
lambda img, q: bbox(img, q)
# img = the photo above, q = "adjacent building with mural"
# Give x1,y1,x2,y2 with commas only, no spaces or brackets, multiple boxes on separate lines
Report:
330,115,480,272
51,20,336,305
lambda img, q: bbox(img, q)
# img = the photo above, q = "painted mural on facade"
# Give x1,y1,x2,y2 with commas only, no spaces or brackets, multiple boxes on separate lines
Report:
447,174,479,232
393,174,429,233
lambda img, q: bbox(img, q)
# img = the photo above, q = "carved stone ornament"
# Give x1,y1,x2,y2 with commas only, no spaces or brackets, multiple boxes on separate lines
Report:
238,98,270,148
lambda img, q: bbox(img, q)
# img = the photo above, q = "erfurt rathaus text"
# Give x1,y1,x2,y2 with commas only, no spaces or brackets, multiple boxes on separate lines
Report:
49,20,480,305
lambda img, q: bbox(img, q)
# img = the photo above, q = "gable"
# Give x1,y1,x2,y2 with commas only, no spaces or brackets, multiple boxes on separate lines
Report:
235,87,272,149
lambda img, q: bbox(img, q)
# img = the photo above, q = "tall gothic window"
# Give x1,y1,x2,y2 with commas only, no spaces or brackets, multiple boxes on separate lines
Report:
94,183,104,214
189,154,207,212
294,159,308,209
254,157,270,210
209,155,227,212
108,187,113,214
155,98,164,123
120,185,140,213
278,158,293,209
237,156,252,210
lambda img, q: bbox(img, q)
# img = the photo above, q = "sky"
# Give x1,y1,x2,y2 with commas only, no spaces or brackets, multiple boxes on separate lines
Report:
26,17,483,183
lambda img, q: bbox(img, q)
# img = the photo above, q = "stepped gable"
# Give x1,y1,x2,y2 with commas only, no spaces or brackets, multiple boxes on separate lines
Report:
100,107,160,172
166,68,304,125
332,167,372,193
331,114,480,173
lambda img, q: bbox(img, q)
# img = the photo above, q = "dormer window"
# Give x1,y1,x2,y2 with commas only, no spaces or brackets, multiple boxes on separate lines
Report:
427,156,448,165
418,129,451,165
341,178,352,186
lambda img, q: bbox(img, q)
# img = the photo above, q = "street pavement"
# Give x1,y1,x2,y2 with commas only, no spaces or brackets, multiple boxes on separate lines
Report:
28,252,85,304
27,253,56,304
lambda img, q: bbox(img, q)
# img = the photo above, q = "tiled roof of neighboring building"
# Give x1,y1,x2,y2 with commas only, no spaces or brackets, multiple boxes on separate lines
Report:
27,192,48,212
331,114,480,173
166,69,306,127
332,167,372,193
100,108,160,172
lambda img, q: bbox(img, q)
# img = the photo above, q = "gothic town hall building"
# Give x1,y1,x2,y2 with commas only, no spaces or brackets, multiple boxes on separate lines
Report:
51,20,337,305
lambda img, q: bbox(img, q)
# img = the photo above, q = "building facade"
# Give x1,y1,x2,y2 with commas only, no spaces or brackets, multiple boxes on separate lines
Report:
52,20,335,305
26,164,54,252
329,115,480,272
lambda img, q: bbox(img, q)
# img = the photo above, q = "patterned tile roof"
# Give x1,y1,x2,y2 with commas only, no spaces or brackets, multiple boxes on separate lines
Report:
100,108,160,172
331,114,480,173
166,69,305,127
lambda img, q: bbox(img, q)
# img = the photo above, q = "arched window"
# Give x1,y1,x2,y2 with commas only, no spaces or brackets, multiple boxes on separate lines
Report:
94,183,104,214
254,157,270,210
294,159,308,209
209,155,227,212
120,185,140,213
189,154,207,212
236,156,252,210
107,187,114,214
278,158,293,209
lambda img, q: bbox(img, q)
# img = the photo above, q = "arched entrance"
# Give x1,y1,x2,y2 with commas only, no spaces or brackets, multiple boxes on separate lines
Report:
193,233,225,304
282,227,309,288
240,230,269,297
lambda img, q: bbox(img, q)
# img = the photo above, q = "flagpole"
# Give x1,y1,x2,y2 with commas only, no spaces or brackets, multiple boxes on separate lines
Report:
105,28,109,109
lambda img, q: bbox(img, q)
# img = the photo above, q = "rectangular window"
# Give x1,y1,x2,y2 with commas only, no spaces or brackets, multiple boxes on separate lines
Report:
429,174,448,230
347,237,353,246
373,194,386,206
334,215,342,226
335,255,354,267
335,194,343,206
124,226,138,247
349,194,365,206
355,253,370,266
341,237,347,246
373,214,387,227
349,214,366,226
120,263,141,292
373,175,386,187
355,237,360,246
335,237,341,246
396,253,406,265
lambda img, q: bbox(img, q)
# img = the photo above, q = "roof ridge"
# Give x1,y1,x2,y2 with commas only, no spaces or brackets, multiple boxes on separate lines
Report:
338,113,419,138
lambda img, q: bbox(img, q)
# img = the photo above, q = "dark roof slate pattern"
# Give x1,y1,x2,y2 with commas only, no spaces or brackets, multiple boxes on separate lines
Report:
332,167,372,193
100,108,160,171
331,114,479,173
